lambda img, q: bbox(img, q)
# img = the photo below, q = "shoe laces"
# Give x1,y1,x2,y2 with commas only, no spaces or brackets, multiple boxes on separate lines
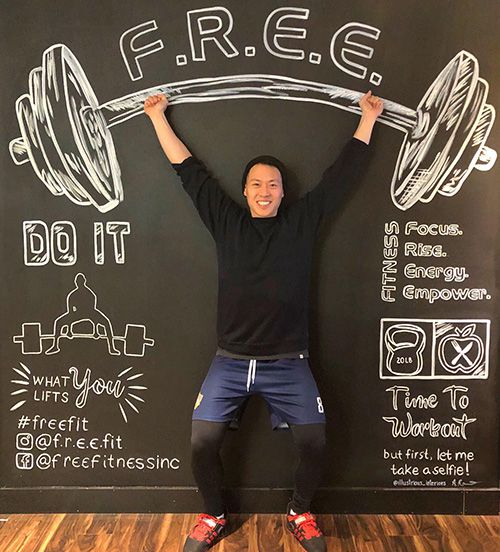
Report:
289,512,322,539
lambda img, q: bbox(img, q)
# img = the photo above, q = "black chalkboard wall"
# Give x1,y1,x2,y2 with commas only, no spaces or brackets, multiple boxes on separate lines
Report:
1,0,498,515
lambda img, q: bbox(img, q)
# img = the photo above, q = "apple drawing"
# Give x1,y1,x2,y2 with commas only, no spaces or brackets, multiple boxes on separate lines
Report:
438,324,484,374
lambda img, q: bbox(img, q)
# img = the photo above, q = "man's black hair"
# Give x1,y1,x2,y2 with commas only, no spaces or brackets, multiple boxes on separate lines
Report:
241,155,287,194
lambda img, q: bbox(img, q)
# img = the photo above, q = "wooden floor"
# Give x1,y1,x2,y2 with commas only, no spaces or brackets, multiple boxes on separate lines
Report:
0,513,499,551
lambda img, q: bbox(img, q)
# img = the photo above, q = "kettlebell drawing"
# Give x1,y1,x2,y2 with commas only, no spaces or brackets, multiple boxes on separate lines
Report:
384,323,426,376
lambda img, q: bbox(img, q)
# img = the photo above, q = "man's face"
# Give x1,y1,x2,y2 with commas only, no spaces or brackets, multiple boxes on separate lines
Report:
243,163,284,218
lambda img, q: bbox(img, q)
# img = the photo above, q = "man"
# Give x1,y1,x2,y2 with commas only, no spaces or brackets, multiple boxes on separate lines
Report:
144,91,383,551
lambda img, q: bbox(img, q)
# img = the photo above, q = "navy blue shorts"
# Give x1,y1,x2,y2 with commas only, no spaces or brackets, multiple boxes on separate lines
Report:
192,355,326,429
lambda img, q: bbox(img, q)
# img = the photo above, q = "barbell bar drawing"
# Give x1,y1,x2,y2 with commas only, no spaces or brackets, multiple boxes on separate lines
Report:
9,44,496,212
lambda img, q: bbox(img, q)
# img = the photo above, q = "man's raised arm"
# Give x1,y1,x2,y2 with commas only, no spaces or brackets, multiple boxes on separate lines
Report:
144,94,192,163
143,94,242,240
286,90,383,225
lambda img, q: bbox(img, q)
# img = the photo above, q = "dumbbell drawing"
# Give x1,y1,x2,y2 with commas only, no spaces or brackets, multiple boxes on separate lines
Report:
380,319,489,379
13,272,155,357
9,44,496,212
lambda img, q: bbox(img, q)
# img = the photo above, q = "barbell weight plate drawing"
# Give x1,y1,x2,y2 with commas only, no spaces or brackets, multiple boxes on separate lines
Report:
16,81,66,197
424,77,487,199
13,322,44,354
122,324,155,357
440,102,496,196
10,45,496,212
11,57,115,208
12,321,83,355
42,45,122,211
392,54,494,208
28,66,67,196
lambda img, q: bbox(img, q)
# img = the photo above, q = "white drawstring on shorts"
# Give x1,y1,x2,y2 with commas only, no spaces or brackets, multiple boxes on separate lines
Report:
246,359,257,392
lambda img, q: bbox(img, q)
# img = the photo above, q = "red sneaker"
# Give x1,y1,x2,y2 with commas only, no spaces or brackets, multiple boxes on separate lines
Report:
286,511,326,552
183,513,227,551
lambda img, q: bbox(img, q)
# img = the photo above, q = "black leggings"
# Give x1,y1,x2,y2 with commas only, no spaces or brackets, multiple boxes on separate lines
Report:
191,420,326,516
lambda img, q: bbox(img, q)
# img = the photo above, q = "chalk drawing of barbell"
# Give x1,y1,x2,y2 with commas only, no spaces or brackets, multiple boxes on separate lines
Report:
10,44,496,212
13,321,155,358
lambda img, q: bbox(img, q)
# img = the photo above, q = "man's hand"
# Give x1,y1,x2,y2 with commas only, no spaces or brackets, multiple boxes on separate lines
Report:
144,93,191,163
359,90,384,120
353,90,384,144
144,94,169,119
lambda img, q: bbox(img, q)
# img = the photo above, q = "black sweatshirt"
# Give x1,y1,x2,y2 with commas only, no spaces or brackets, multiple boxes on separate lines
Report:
172,138,369,357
